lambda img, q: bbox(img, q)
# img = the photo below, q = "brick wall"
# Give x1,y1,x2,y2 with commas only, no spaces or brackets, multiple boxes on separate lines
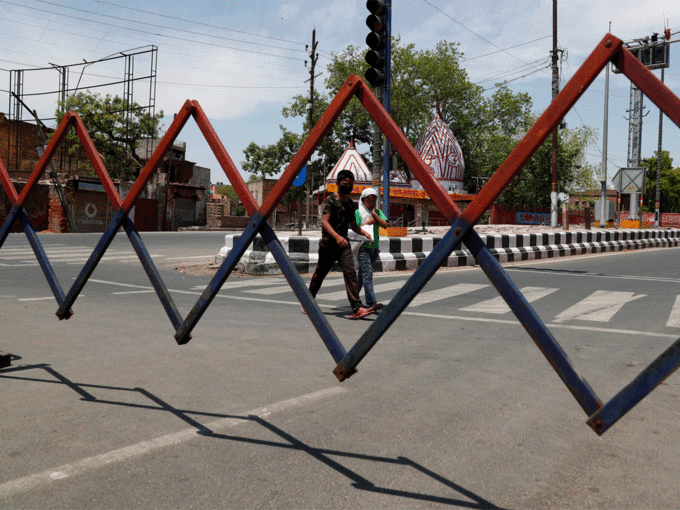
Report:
0,181,50,232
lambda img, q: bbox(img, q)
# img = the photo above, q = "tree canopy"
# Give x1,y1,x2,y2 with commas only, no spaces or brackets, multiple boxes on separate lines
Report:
53,92,164,180
642,151,680,213
240,38,596,209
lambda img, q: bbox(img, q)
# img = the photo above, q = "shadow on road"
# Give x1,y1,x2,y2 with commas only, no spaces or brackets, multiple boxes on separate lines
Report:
1,362,508,509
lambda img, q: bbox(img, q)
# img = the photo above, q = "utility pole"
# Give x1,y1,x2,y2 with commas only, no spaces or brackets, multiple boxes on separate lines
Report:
599,22,611,227
301,28,318,236
550,0,560,228
655,67,665,226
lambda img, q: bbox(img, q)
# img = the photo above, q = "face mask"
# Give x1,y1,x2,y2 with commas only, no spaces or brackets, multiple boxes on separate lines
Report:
338,184,353,195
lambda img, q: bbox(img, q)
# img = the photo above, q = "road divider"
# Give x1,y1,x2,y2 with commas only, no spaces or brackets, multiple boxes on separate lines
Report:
216,228,680,275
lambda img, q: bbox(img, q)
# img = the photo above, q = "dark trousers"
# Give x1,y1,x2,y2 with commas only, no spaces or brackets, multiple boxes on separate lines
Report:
309,244,363,312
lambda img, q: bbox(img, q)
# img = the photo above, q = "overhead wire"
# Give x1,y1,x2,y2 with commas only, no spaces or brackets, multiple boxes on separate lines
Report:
84,0,305,46
421,0,551,76
0,18,304,75
474,57,550,85
32,0,307,54
463,35,552,62
481,66,550,91
0,0,305,61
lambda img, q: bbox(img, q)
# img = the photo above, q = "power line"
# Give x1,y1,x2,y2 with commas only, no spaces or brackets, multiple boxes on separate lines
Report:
1,13,305,74
85,0,305,47
0,0,305,62
481,65,550,91
0,27,304,76
463,36,552,61
33,0,307,54
421,0,551,75
474,57,550,84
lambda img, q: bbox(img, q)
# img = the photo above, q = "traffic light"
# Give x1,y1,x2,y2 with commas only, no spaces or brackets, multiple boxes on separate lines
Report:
365,0,387,87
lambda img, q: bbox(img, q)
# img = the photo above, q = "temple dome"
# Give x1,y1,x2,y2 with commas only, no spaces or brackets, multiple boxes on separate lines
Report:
326,140,409,187
326,140,372,185
412,110,466,193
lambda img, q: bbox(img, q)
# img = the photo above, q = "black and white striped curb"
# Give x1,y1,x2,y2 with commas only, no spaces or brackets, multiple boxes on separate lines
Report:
216,229,680,275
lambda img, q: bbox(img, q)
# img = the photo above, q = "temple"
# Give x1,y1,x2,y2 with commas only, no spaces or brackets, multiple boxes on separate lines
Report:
324,110,474,228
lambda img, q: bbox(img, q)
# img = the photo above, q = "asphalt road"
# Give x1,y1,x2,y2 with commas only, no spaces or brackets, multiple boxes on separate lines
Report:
2,231,680,509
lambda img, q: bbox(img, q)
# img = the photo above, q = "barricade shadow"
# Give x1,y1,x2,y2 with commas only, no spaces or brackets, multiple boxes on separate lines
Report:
0,363,507,509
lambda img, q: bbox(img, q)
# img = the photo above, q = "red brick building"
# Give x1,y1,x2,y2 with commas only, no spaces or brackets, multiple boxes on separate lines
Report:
1,115,209,232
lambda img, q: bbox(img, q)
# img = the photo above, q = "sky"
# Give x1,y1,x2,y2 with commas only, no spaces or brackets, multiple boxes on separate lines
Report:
2,0,680,191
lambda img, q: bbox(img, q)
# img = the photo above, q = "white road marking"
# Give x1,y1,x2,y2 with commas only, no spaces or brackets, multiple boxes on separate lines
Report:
191,278,289,291
401,311,678,338
409,283,489,307
506,267,680,284
244,278,345,296
112,290,157,295
18,297,58,302
1,250,96,260
88,279,153,290
0,386,348,499
666,295,680,328
554,290,646,322
460,287,559,314
315,280,405,301
165,255,214,260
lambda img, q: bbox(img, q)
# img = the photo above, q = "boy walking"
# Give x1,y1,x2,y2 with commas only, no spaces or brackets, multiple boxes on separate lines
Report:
355,188,388,310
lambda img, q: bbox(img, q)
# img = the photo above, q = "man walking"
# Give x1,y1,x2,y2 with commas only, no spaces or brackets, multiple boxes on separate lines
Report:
305,169,374,319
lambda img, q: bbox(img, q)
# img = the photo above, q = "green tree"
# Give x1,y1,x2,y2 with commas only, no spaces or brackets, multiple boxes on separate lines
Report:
215,184,245,216
642,151,680,212
53,92,164,179
241,38,593,209
496,124,599,208
241,126,309,209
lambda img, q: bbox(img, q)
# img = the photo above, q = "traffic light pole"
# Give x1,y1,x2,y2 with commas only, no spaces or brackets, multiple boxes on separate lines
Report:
381,0,391,219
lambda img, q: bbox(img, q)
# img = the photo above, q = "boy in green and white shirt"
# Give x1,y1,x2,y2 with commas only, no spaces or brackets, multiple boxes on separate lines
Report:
355,188,388,309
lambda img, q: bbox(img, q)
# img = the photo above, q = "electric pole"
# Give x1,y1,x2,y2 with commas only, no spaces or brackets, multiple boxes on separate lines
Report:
301,28,318,236
550,0,559,228
655,67,664,226
599,22,611,227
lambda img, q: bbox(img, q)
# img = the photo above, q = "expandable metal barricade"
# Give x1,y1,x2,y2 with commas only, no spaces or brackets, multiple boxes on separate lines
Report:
2,34,680,435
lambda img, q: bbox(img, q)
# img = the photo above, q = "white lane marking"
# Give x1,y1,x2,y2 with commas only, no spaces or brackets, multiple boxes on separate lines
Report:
87,278,337,308
0,263,37,267
66,257,145,265
191,278,288,291
245,278,345,296
18,297,58,302
0,386,347,499
506,267,680,284
88,279,152,290
112,290,157,295
401,311,678,338
666,295,680,328
460,287,559,314
554,290,646,322
315,280,405,301
409,283,489,307
164,255,214,260
1,250,97,260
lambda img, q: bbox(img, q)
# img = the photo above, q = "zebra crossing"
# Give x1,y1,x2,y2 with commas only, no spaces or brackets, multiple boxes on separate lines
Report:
5,240,680,330
0,244,162,266
209,275,680,329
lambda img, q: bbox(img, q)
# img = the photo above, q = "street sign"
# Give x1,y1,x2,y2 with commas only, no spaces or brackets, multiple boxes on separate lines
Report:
612,166,646,194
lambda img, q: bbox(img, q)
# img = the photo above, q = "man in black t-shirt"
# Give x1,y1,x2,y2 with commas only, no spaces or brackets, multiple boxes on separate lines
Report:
305,169,373,319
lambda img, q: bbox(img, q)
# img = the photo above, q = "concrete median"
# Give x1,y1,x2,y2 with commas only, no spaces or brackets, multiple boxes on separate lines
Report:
216,228,680,276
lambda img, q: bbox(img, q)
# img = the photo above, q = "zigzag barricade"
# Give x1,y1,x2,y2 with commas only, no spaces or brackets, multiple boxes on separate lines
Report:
2,33,680,436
